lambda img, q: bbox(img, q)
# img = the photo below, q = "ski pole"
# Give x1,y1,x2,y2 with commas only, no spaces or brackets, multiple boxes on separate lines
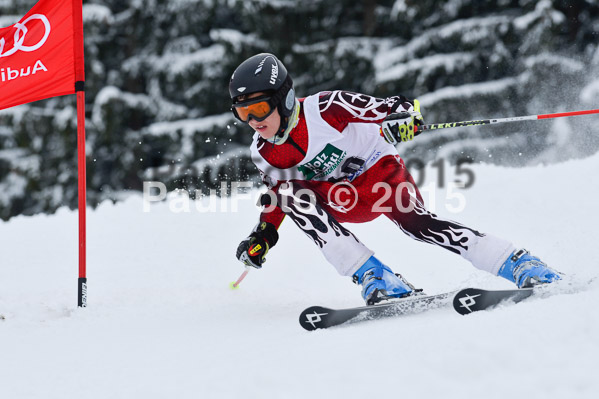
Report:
230,266,251,289
414,108,599,133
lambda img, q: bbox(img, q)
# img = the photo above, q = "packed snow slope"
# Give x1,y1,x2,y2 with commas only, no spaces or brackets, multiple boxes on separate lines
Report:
1,153,599,399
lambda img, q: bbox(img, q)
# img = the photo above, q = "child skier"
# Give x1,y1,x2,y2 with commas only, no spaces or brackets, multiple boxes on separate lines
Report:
231,53,560,305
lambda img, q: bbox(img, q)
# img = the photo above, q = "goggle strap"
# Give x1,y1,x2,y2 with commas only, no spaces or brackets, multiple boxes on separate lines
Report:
269,75,293,111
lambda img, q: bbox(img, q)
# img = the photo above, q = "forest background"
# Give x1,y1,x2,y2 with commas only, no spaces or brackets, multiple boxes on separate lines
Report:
1,0,598,220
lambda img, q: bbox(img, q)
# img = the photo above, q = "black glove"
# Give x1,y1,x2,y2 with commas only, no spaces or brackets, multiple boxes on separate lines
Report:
236,222,279,269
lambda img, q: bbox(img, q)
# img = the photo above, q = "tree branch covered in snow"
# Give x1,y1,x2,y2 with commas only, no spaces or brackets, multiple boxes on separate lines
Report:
1,0,598,219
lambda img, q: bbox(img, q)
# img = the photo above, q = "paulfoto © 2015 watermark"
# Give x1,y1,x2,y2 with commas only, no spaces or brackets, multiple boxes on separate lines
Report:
143,158,476,215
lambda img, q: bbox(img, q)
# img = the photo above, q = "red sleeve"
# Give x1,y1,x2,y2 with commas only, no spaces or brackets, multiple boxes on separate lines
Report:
260,204,285,229
257,181,286,230
318,90,415,132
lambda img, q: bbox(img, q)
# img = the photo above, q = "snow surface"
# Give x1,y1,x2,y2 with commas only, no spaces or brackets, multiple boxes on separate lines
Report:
1,153,599,399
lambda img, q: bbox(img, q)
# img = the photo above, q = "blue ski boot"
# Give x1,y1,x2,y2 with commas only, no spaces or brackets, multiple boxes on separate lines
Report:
498,249,561,288
353,256,414,305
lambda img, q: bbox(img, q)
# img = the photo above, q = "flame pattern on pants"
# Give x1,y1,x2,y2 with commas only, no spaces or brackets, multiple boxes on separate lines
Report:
273,155,514,277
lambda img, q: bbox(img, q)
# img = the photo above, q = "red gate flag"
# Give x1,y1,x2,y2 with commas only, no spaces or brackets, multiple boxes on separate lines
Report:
0,0,84,110
0,0,87,307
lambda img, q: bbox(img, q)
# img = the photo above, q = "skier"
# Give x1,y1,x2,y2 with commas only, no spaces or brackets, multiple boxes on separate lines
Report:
231,53,561,305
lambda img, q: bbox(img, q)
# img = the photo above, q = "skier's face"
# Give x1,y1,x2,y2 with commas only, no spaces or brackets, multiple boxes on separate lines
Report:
245,92,281,140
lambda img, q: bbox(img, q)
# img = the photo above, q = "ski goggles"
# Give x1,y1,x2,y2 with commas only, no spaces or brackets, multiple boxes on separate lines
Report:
232,95,276,123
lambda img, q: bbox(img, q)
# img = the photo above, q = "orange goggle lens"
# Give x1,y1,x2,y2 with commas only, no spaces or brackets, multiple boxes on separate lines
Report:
233,100,274,122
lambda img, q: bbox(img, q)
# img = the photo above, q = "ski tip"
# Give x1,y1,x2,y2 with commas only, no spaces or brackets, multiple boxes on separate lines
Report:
299,306,331,331
453,287,534,315
453,288,485,315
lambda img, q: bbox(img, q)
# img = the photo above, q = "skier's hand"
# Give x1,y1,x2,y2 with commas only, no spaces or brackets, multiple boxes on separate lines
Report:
381,99,424,145
236,222,279,269
236,236,269,269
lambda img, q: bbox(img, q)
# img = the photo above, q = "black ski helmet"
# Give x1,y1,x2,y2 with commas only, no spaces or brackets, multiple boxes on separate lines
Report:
229,53,295,119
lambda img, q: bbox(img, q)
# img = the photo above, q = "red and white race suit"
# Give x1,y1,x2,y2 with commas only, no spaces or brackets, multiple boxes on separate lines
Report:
250,91,514,277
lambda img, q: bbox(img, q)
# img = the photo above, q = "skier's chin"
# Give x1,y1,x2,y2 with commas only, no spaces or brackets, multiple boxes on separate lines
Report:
255,126,277,140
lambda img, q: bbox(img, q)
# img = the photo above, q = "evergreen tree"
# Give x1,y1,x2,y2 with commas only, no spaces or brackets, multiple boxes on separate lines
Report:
1,0,598,220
